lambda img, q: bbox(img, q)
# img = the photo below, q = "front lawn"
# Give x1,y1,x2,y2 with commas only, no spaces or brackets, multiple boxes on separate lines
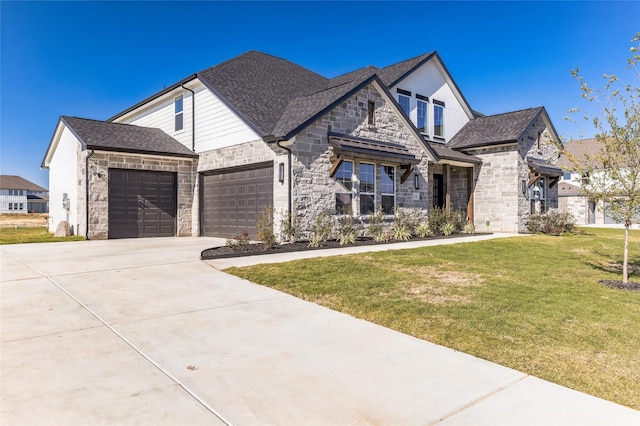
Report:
226,228,640,410
0,227,85,244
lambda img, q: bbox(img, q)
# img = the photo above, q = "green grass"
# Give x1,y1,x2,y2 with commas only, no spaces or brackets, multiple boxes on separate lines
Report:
0,226,85,244
226,228,640,410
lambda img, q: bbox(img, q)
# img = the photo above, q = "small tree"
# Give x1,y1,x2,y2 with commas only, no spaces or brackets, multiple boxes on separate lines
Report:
566,32,640,283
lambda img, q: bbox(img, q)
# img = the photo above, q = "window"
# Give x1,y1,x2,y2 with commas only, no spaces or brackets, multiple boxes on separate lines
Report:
335,161,353,214
563,171,572,181
359,163,375,215
8,203,13,210
18,203,23,210
417,99,428,133
174,96,184,131
367,100,375,125
530,178,546,214
434,101,445,138
380,165,395,215
398,94,410,117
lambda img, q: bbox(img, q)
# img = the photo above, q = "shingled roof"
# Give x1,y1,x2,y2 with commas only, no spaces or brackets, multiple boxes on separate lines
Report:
558,138,603,169
447,107,545,149
198,51,329,136
60,117,198,158
0,175,47,191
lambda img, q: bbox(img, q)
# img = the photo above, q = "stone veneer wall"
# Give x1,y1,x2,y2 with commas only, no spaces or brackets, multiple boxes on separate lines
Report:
472,146,520,232
517,124,560,232
86,151,197,239
288,83,431,233
195,139,281,236
472,116,561,233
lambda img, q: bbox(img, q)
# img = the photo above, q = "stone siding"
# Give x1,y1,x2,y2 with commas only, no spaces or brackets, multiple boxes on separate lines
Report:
86,152,197,239
471,115,561,233
288,83,431,233
472,146,520,232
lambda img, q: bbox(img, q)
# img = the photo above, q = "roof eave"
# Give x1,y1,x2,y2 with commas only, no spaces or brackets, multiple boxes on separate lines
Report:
108,74,198,122
85,145,199,159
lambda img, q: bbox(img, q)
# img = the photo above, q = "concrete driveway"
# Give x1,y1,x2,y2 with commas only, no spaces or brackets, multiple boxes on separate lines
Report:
2,237,639,425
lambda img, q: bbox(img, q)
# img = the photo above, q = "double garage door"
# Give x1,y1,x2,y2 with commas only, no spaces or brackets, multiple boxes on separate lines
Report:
108,169,177,239
201,162,273,239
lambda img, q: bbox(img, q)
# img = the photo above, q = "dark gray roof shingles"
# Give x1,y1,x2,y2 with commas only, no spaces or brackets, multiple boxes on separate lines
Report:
61,116,197,157
197,51,329,136
447,107,544,149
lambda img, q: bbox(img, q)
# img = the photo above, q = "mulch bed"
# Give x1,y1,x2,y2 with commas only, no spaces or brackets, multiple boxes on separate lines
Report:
599,280,640,292
201,233,488,260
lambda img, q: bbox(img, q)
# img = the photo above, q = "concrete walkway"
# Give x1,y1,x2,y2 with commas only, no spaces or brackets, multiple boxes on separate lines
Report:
2,235,639,425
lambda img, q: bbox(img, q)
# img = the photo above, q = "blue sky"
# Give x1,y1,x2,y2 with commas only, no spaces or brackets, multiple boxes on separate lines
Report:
1,1,638,188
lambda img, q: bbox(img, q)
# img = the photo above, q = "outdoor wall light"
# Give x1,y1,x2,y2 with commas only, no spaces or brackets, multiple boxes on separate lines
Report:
414,174,420,190
279,162,285,183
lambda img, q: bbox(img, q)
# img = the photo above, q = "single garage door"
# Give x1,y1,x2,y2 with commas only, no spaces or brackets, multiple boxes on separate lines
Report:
201,162,273,239
108,169,177,239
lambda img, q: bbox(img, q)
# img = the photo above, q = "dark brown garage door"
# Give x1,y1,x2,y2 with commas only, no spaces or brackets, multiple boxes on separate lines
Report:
201,162,273,239
108,169,177,239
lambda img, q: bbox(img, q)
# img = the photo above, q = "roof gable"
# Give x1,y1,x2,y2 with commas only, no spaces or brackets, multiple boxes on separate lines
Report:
447,107,547,149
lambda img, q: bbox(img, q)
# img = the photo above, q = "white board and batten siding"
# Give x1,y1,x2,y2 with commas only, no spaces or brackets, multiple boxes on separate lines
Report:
48,125,79,233
388,59,473,142
115,79,261,154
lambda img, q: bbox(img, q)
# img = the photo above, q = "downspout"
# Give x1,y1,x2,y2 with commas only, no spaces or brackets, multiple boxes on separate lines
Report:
181,83,196,151
276,141,293,227
85,149,95,239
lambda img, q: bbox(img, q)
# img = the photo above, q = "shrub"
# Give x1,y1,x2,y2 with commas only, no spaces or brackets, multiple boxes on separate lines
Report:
428,207,466,235
256,207,276,250
367,208,388,242
279,209,302,243
416,222,434,238
309,210,335,247
526,209,576,235
464,221,476,234
226,230,250,251
442,222,456,236
391,209,415,240
337,215,360,245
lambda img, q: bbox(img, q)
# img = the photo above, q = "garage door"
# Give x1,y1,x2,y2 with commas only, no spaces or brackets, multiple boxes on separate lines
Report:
201,162,273,239
108,169,177,239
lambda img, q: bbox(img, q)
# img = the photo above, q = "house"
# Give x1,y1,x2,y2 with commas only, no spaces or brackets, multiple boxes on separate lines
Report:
42,50,562,239
0,175,49,214
558,138,621,225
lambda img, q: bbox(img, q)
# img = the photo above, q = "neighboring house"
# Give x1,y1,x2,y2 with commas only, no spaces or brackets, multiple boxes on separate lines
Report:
558,138,620,225
42,50,562,239
0,175,49,214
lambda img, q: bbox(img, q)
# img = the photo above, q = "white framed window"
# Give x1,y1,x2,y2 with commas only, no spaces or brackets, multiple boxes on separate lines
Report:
380,165,395,215
398,94,411,117
417,99,428,133
335,161,353,214
359,163,375,215
18,203,23,210
8,203,13,210
174,95,184,132
434,101,445,138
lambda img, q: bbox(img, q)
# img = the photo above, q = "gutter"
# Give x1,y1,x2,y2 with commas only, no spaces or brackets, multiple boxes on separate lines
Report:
85,149,95,239
181,83,196,151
